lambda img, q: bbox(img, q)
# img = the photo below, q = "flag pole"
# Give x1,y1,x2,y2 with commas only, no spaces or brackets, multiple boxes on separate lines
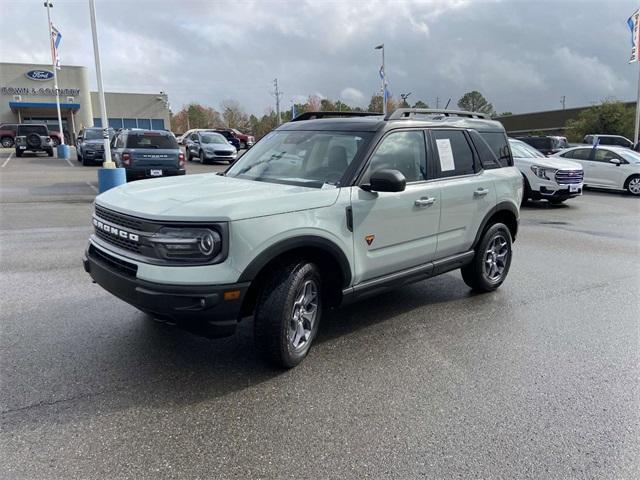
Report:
45,2,64,146
635,62,640,146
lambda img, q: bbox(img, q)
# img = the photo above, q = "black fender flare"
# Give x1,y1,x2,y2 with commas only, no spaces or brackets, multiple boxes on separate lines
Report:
238,235,352,287
472,201,520,248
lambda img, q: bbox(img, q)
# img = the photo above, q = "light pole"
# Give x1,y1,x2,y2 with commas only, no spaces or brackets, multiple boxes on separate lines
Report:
44,2,65,150
400,92,411,107
88,0,113,168
375,44,386,115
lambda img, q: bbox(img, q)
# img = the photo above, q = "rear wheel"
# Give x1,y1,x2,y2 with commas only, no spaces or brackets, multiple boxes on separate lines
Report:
626,175,640,196
461,223,512,292
254,260,322,368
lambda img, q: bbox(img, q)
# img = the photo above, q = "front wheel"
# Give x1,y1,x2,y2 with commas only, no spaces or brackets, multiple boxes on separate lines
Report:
51,137,60,147
47,149,54,157
626,175,640,196
1,137,13,148
254,260,322,368
461,223,513,292
15,149,22,158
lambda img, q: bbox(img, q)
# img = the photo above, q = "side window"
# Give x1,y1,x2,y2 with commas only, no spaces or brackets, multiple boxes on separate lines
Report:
480,132,513,167
469,130,499,169
560,150,574,158
433,130,476,178
571,148,592,160
594,149,620,162
117,134,125,148
190,133,198,141
362,131,427,183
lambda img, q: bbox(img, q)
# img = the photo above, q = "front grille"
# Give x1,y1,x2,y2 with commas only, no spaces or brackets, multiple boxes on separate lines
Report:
89,244,138,277
214,150,232,156
95,205,143,230
555,170,583,184
95,228,141,253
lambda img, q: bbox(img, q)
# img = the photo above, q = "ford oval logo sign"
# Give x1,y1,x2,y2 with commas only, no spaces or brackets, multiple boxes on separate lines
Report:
25,70,54,81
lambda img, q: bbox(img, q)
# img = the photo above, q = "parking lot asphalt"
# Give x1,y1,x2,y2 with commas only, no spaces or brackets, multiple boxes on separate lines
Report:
1,147,639,479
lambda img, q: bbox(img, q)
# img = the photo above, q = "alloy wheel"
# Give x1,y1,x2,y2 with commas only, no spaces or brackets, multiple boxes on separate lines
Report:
484,234,509,281
628,177,640,195
288,279,318,351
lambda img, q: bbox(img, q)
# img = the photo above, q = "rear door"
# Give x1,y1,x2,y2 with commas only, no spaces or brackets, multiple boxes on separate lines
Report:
431,129,496,259
350,129,441,283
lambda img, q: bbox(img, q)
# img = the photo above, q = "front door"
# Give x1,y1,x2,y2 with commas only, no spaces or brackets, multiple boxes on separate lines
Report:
350,130,441,284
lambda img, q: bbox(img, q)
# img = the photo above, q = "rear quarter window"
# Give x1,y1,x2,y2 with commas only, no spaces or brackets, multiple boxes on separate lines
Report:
126,133,177,149
480,132,513,167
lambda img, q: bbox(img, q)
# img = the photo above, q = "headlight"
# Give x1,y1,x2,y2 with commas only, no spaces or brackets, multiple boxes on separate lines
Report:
150,227,221,262
530,165,556,180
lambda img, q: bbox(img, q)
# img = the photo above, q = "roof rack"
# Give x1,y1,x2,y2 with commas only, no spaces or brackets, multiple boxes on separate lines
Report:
291,111,383,122
385,108,490,121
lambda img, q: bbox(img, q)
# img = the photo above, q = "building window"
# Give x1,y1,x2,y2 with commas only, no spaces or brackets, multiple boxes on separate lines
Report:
93,118,102,127
108,118,123,129
151,119,165,130
137,118,151,129
123,118,137,129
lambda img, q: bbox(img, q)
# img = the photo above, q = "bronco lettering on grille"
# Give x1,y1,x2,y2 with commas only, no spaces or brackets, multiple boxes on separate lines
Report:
93,218,139,242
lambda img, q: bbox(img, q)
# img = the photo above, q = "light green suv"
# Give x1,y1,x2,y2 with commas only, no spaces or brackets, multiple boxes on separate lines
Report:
84,109,523,368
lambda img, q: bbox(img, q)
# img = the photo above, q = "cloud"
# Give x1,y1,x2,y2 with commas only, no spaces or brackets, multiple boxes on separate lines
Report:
0,0,637,115
340,87,365,104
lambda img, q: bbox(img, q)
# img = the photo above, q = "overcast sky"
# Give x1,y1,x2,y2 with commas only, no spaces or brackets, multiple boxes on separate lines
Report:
1,0,637,116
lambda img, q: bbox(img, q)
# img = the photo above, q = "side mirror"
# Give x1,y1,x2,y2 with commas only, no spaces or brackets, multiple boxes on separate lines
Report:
363,169,406,192
609,158,621,166
77,136,82,142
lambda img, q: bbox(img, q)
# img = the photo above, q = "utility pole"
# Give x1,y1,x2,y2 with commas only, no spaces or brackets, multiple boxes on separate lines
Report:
560,95,566,110
272,78,283,125
374,44,386,116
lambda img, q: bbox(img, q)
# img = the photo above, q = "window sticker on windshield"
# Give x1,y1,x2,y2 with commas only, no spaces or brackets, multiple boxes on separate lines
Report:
436,139,455,171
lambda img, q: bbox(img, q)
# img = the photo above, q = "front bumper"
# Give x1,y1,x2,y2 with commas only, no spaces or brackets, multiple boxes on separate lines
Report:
84,244,249,337
202,151,237,161
531,182,583,200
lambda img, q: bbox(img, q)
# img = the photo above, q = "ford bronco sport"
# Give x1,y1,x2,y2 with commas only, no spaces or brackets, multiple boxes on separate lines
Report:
84,109,522,368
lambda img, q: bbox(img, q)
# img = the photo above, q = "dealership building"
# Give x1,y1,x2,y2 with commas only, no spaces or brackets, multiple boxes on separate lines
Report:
0,62,171,141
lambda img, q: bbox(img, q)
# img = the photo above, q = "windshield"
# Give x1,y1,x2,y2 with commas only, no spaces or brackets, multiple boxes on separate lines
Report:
201,133,227,144
126,133,177,149
509,139,545,158
226,130,371,187
619,150,640,164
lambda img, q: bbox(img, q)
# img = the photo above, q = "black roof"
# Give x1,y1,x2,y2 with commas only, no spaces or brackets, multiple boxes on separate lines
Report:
280,109,506,133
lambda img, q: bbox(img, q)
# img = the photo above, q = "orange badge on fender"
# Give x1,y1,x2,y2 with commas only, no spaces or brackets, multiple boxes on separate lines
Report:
365,235,375,246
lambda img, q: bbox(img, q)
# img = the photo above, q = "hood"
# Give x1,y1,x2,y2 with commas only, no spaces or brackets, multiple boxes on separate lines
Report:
96,174,340,222
515,155,582,170
202,142,234,150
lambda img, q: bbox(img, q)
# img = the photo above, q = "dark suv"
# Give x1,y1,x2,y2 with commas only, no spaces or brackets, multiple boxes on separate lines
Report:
15,124,54,157
516,136,568,156
110,129,185,181
77,127,115,166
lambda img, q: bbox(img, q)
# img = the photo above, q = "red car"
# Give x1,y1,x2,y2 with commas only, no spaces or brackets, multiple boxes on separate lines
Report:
0,123,63,147
217,128,254,149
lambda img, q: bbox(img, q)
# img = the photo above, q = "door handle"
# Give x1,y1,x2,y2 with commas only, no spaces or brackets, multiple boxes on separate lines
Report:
474,188,490,196
415,197,436,207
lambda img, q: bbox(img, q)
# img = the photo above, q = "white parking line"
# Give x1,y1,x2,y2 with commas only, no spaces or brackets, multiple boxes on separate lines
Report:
64,156,74,167
85,181,98,193
1,152,13,168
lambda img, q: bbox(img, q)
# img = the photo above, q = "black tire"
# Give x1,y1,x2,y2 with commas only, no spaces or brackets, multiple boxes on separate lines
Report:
461,223,513,292
77,151,83,162
521,175,531,206
625,175,640,196
548,198,565,205
185,148,191,161
15,149,22,158
47,149,54,157
82,156,91,166
199,150,208,165
254,260,322,368
1,137,14,148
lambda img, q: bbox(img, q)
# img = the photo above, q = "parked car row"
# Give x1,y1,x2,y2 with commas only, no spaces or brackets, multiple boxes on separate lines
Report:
177,128,254,149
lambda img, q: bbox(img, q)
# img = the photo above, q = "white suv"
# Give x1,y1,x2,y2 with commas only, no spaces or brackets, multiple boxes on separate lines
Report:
553,145,640,196
84,109,523,367
509,138,583,204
